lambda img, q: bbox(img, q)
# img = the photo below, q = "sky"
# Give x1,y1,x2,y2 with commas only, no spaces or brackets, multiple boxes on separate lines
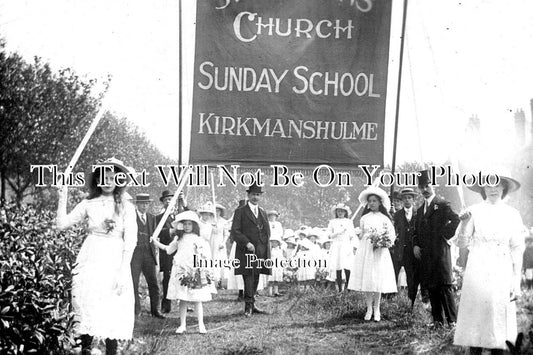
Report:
1,0,532,168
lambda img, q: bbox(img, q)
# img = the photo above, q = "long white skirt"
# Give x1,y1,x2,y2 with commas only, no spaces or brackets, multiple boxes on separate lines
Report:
454,246,517,349
72,234,134,340
347,236,397,293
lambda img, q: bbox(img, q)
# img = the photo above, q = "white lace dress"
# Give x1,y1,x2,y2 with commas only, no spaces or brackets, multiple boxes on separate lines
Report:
166,233,217,302
348,212,397,293
453,201,525,350
327,218,357,270
56,195,137,340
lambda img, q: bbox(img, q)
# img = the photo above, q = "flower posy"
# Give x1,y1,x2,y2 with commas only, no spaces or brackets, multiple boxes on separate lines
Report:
104,218,116,233
368,225,393,250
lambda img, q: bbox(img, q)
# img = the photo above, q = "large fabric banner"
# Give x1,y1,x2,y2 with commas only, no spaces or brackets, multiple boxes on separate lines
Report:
190,0,392,167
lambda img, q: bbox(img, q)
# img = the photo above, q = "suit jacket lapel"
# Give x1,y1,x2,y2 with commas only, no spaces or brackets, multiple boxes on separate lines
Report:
244,204,257,224
425,199,437,219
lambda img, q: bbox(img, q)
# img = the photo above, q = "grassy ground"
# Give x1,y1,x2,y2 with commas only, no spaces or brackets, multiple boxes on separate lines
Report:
84,284,533,355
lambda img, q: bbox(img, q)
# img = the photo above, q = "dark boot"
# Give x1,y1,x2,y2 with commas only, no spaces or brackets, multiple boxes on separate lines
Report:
336,270,343,292
105,338,118,355
252,302,268,315
80,334,93,355
237,290,244,301
344,269,351,289
244,302,253,317
161,298,171,313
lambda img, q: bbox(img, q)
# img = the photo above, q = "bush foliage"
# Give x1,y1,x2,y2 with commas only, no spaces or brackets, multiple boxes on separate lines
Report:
0,205,82,354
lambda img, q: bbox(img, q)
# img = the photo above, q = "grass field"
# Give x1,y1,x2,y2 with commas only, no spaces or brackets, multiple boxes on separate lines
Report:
83,284,533,355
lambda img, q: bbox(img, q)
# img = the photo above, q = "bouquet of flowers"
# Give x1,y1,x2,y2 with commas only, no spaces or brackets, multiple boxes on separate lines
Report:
283,269,298,284
315,269,329,282
178,242,214,289
180,268,214,289
368,224,393,250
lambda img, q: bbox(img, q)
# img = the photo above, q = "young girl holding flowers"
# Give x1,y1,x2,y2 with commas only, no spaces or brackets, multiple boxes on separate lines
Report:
152,210,215,334
348,187,397,322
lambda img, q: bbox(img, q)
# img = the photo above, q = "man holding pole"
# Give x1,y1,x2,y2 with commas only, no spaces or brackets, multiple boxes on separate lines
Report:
131,193,165,319
413,171,460,327
231,183,271,317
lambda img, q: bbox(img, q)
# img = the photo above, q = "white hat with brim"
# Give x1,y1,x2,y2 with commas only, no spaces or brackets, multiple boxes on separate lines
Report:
95,157,135,175
358,186,391,211
318,238,332,246
296,229,308,238
298,238,314,250
197,202,216,215
283,229,294,239
270,235,282,243
307,227,320,238
285,237,298,246
172,210,200,227
465,167,520,195
331,203,352,217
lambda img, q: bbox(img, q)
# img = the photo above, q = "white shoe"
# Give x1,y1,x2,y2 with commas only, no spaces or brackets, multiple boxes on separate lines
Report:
198,324,207,334
373,309,381,322
175,326,186,334
364,308,372,321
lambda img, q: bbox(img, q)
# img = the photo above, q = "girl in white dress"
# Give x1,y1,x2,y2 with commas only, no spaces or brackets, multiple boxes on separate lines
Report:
454,172,525,354
268,235,284,296
295,238,318,289
327,203,357,291
56,158,137,355
152,210,215,334
348,187,397,322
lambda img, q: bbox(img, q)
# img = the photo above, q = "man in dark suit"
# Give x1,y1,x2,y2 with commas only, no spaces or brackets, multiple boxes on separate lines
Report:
413,171,460,327
155,190,188,313
131,193,164,319
231,183,271,317
392,188,428,309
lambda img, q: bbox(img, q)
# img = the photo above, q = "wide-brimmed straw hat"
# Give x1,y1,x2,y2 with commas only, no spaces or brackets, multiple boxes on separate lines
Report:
172,210,200,227
466,167,520,196
285,237,298,246
267,210,280,217
331,203,351,217
283,229,294,239
358,186,391,211
400,187,417,197
94,157,135,175
270,235,282,243
298,238,314,250
88,157,135,190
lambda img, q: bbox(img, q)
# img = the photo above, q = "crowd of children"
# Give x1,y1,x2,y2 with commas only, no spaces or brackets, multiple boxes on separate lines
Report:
151,194,533,334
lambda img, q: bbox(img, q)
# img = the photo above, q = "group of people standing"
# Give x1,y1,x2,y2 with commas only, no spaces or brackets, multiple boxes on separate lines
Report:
56,158,527,355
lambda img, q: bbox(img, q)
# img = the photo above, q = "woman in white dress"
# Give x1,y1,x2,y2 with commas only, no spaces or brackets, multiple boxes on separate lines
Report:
56,158,137,355
327,203,357,291
348,186,397,322
453,172,525,354
199,202,226,286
